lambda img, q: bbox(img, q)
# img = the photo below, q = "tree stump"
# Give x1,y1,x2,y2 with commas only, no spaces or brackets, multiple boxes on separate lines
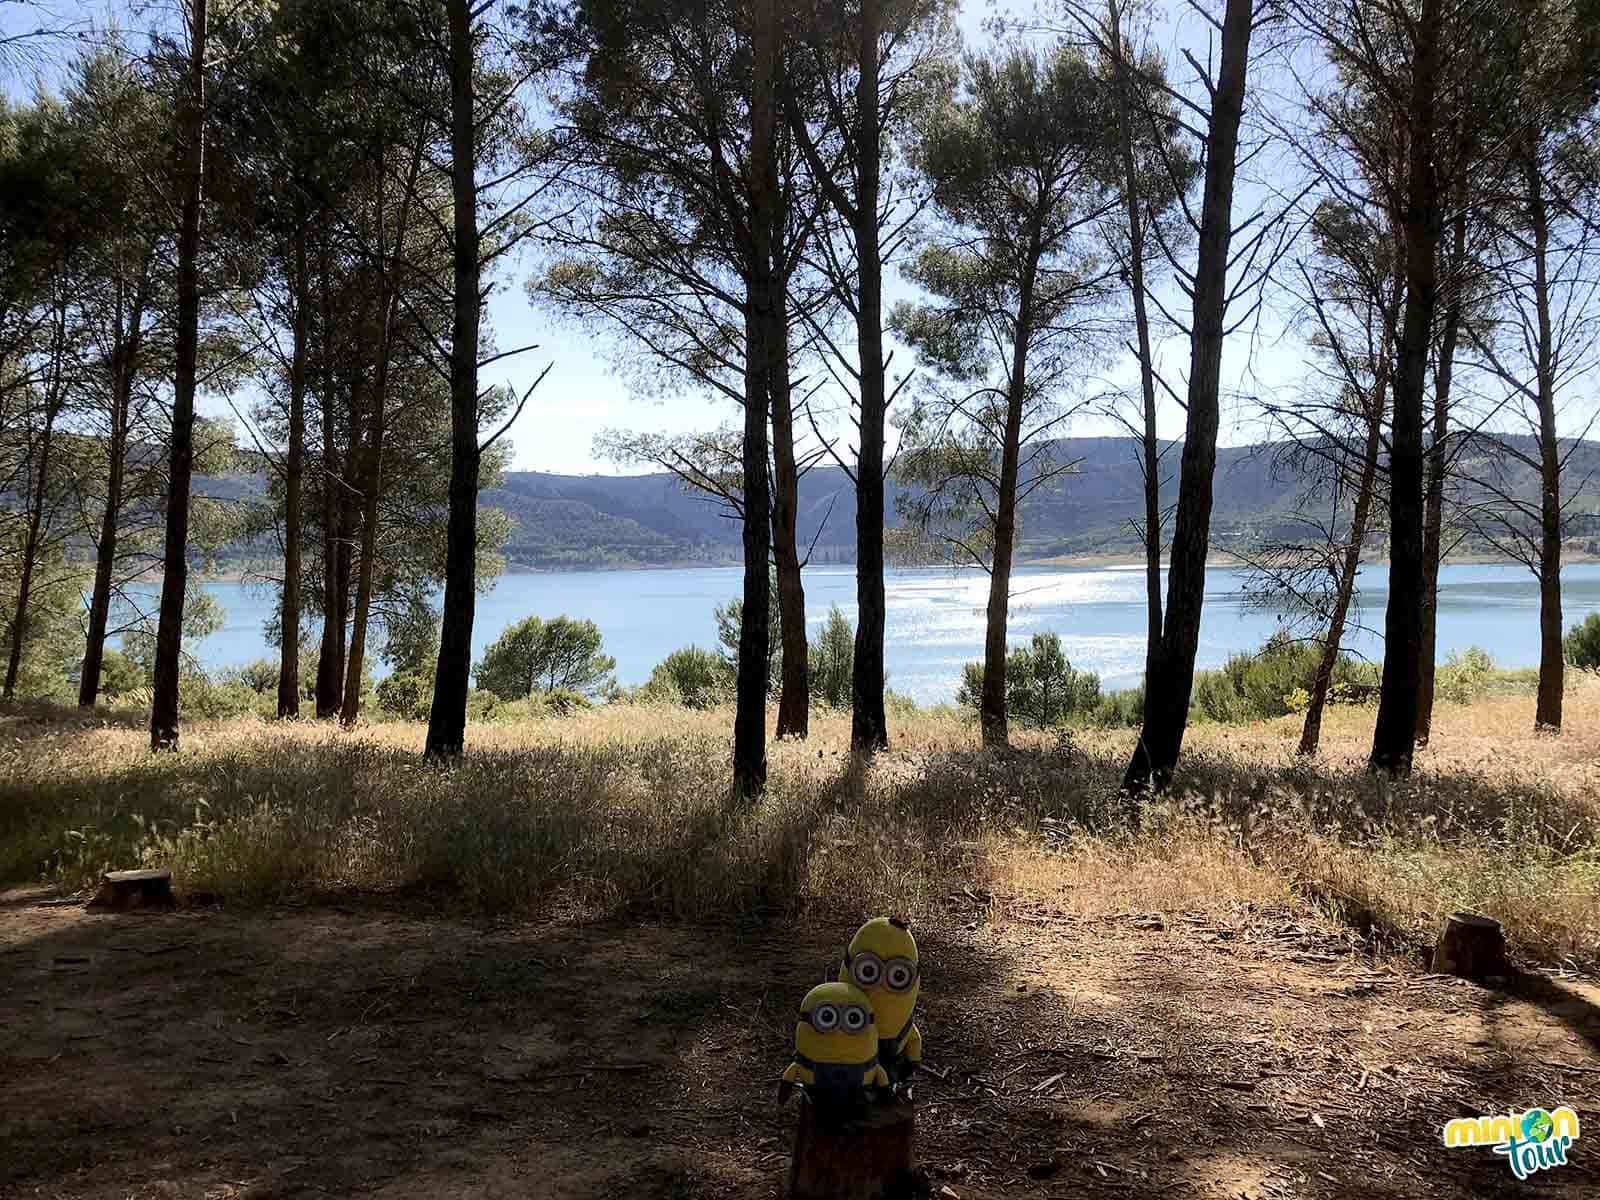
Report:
789,1096,920,1200
88,869,174,912
1432,911,1510,980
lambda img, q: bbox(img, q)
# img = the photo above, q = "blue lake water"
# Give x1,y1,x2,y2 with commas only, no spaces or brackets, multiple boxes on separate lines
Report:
177,562,1600,705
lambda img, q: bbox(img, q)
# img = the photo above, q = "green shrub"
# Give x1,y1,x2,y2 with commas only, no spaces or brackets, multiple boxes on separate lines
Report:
1190,632,1372,724
466,688,502,721
466,692,588,724
473,615,616,700
809,606,854,709
626,677,683,706
221,659,280,695
957,632,1100,729
714,577,780,689
0,543,89,700
1564,613,1600,673
478,696,547,723
376,671,433,721
884,688,922,719
178,671,269,719
543,688,591,716
1190,668,1241,723
1435,645,1495,705
1084,685,1144,728
1328,679,1378,706
646,646,727,709
97,649,145,699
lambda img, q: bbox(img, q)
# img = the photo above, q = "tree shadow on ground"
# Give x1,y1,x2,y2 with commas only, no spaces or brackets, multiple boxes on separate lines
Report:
0,883,1028,1200
1508,972,1600,1057
0,699,151,733
4,875,1598,1198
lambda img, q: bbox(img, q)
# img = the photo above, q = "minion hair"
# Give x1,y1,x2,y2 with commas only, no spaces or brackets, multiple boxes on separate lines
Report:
889,916,911,930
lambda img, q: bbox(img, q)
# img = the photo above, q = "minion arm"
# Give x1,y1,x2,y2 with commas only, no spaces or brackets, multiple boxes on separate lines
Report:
778,1060,814,1104
901,1023,923,1065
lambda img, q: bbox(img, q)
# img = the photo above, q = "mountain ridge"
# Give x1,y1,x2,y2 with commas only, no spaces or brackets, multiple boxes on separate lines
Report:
92,432,1588,570
480,433,1600,568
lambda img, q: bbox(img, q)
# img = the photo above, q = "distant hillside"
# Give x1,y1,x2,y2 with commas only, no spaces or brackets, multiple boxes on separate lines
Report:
477,434,1600,569
154,433,1599,570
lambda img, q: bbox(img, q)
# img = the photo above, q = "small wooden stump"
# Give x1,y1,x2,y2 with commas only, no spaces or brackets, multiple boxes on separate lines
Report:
789,1096,919,1200
1433,911,1510,981
88,869,174,912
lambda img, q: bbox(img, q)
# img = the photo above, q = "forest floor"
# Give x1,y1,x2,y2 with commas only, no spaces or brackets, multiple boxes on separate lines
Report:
4,688,1600,1197
3,886,1598,1200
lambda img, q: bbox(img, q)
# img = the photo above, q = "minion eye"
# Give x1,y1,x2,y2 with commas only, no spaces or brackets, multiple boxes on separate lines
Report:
843,1005,867,1032
851,953,883,988
886,961,915,991
811,1003,839,1031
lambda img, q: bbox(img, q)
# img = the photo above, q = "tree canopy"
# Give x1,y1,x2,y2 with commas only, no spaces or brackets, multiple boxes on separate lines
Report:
474,614,617,700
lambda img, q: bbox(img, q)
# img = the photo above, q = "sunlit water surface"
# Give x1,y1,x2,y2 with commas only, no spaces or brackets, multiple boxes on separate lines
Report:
170,562,1600,705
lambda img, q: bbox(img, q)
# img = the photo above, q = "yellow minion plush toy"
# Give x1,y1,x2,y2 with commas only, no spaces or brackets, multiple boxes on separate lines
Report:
839,916,922,1086
779,981,889,1109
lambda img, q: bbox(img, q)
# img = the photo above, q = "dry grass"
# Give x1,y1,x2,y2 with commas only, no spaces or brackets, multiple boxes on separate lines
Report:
1173,686,1600,967
2,681,1596,971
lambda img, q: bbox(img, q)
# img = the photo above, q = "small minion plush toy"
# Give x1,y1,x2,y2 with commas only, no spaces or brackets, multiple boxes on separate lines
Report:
839,916,922,1086
779,981,889,1110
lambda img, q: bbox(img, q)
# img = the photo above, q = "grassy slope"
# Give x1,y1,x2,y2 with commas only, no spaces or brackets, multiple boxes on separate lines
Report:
2,683,1596,971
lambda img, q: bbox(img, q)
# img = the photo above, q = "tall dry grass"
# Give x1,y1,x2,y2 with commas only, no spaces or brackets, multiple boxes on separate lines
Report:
1,681,1595,969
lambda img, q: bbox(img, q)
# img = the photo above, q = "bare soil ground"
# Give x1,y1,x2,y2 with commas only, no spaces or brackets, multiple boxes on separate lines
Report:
3,890,1597,1200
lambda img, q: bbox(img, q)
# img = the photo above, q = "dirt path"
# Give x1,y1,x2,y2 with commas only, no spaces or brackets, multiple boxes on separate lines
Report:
3,891,1597,1199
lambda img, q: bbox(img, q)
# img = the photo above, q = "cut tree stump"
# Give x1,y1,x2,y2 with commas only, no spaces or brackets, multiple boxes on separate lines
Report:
1432,911,1510,981
789,1096,920,1200
87,869,174,912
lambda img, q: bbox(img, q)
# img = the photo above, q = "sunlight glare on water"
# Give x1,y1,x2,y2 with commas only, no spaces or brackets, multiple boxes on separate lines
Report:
168,561,1600,706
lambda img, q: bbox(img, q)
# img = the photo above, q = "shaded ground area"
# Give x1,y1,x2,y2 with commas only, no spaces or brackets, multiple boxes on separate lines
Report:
3,891,1597,1199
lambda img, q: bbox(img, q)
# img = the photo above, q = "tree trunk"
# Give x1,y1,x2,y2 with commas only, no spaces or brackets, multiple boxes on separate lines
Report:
1299,347,1389,756
425,0,483,759
315,233,345,718
4,303,66,700
336,403,360,688
1122,0,1253,794
80,257,151,708
1416,204,1466,744
1108,0,1163,698
1528,162,1562,732
771,266,808,740
734,300,773,795
980,238,1039,750
788,1097,917,1200
150,0,206,752
979,422,1021,748
326,338,368,719
278,221,309,719
733,0,779,798
1368,0,1442,776
1432,912,1511,980
850,0,889,754
343,138,422,728
3,499,39,699
87,869,175,912
340,407,383,726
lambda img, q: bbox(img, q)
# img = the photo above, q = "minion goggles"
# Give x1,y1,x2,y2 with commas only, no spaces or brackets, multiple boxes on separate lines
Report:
846,952,918,992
